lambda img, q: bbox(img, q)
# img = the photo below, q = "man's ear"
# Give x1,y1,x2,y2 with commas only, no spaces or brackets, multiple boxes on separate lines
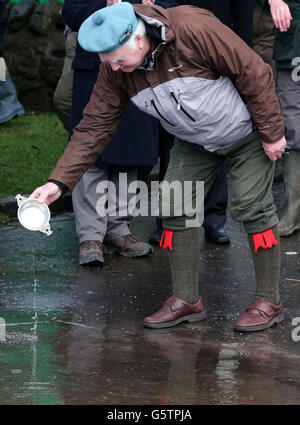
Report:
135,34,144,49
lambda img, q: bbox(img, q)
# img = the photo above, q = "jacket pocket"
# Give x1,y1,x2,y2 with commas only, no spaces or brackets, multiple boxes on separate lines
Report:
170,91,196,122
151,99,175,126
273,19,299,63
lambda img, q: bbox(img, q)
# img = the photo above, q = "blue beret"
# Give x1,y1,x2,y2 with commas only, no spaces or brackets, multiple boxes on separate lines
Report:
78,2,139,54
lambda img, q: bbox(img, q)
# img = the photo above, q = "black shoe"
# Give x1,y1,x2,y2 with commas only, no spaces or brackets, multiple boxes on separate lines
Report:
204,225,230,244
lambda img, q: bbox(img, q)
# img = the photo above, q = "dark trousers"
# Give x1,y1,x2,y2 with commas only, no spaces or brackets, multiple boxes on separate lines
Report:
181,0,254,47
210,0,254,46
0,0,8,56
203,163,228,227
137,124,174,182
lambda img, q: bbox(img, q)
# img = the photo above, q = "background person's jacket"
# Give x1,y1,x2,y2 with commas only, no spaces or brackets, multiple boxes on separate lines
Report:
272,0,300,69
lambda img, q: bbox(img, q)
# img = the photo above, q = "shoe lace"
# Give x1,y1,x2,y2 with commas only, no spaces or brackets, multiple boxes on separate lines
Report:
124,234,138,243
120,234,138,251
82,240,102,250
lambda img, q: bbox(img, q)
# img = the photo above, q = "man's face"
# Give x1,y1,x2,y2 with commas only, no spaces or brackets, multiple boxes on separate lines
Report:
99,35,149,73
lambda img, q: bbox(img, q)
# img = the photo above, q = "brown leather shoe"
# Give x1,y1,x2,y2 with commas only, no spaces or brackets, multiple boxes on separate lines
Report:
103,234,153,257
143,296,206,329
79,240,104,266
234,299,284,332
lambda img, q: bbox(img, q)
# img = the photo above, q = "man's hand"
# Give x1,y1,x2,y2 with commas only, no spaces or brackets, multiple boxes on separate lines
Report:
262,136,286,161
29,182,62,206
268,0,292,31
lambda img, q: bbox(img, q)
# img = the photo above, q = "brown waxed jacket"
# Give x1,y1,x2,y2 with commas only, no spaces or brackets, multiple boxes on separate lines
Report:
50,5,284,190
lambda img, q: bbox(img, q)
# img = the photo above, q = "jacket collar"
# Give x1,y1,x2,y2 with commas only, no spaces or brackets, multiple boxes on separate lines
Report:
133,4,176,44
133,5,175,71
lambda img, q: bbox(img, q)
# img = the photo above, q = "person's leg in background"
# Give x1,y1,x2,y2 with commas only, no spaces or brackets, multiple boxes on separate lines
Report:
0,0,24,124
158,125,175,183
53,28,77,132
73,163,153,266
206,0,254,45
252,0,283,183
232,0,254,47
149,124,174,244
72,164,108,266
206,0,231,25
252,0,276,75
56,47,104,266
103,165,153,258
276,69,300,237
0,68,24,124
0,0,7,54
203,163,230,244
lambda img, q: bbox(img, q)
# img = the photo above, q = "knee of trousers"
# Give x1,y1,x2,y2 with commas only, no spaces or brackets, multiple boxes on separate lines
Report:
159,202,202,231
159,192,203,231
230,202,279,234
161,215,199,230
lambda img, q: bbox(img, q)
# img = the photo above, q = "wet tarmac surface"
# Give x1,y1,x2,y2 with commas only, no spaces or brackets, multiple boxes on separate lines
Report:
0,180,300,405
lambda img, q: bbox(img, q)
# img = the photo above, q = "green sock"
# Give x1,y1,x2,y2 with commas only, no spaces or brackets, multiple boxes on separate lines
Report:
247,226,280,305
168,228,200,304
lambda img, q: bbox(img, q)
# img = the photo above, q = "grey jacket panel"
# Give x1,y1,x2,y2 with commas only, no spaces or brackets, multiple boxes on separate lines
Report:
131,76,253,151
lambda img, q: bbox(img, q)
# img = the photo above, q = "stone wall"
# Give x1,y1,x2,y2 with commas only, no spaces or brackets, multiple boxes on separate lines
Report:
4,0,65,112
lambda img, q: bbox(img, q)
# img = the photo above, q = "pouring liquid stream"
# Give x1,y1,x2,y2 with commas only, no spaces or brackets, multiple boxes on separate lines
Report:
30,240,38,340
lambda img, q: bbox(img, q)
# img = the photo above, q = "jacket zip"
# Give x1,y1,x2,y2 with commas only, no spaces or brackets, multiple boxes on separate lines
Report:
170,91,196,122
150,99,175,126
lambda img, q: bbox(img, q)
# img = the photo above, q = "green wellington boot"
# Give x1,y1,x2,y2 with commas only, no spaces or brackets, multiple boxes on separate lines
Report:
279,150,300,237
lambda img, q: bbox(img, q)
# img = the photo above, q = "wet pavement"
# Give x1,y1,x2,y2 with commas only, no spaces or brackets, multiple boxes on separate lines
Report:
0,180,300,405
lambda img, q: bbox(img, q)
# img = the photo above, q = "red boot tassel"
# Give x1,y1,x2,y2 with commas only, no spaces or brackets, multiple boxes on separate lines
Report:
160,229,174,250
252,228,278,253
